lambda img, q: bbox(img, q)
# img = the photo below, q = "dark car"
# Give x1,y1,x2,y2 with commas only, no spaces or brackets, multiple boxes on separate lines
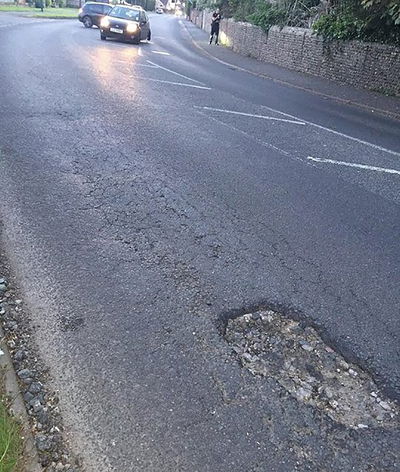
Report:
99,5,151,44
78,2,113,28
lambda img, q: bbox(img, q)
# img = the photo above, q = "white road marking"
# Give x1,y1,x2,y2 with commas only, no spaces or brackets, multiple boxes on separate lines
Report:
196,106,306,125
307,156,400,175
138,47,143,56
135,63,157,68
257,104,400,157
198,105,399,157
152,50,170,55
146,60,205,85
141,77,211,90
195,107,400,177
195,108,292,157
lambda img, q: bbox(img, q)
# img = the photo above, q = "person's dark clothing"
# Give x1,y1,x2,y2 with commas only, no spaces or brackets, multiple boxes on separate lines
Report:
210,12,221,44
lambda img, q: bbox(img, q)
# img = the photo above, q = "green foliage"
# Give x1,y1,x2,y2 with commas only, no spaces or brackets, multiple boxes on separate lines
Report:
247,2,288,31
361,0,400,25
313,0,400,44
195,0,400,43
313,10,365,40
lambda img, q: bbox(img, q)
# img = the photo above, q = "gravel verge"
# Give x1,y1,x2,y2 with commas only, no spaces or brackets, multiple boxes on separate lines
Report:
0,262,82,472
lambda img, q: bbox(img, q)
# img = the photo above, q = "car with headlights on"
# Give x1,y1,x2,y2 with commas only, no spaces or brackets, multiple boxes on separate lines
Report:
100,5,151,44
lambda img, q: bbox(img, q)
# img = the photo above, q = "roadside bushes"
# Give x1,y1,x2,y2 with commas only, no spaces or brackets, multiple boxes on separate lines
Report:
248,0,321,30
313,0,400,44
247,2,288,31
194,0,400,44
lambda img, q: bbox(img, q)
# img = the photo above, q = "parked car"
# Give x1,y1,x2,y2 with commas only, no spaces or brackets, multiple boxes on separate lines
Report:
99,5,151,44
78,2,113,28
155,7,163,14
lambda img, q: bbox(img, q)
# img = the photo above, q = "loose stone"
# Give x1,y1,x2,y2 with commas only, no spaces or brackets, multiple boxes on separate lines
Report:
17,368,33,379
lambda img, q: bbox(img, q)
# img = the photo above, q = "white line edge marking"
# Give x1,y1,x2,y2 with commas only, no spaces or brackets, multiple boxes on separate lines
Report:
142,77,211,90
257,104,400,157
138,47,143,56
195,108,292,157
152,50,170,55
307,156,400,175
136,63,158,68
146,60,204,85
199,105,399,157
196,106,306,125
194,107,400,176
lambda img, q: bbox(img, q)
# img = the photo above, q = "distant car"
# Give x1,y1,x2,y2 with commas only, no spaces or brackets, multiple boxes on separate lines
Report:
99,5,151,44
78,2,113,28
155,7,163,14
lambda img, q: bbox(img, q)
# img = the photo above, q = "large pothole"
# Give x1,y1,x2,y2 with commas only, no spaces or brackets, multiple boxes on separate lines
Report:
224,309,399,429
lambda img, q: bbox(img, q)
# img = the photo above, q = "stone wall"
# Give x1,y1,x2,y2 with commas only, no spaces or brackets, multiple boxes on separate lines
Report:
189,10,400,97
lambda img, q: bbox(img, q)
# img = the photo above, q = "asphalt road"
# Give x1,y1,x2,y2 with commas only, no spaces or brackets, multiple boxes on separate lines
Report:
0,12,399,472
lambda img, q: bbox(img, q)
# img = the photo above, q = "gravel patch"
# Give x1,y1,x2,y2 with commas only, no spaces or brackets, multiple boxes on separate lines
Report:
0,273,82,471
225,309,399,429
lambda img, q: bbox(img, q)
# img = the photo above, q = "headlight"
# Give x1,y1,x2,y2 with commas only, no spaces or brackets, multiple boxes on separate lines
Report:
100,17,110,28
78,8,82,13
126,22,138,33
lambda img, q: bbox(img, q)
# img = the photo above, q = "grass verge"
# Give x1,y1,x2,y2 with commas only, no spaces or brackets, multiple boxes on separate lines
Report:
0,6,33,12
0,6,78,18
0,397,23,472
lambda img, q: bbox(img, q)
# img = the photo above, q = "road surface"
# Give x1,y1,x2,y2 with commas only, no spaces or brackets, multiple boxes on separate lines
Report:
0,12,399,472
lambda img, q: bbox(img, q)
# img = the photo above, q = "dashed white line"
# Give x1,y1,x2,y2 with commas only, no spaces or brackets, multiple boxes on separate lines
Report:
146,60,205,85
135,62,157,68
152,50,170,56
142,77,211,89
196,106,306,125
307,156,400,175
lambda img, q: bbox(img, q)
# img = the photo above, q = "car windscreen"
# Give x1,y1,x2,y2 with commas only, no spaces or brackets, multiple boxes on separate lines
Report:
108,6,140,21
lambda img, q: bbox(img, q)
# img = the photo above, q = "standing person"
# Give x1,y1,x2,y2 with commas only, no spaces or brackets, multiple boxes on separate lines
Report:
209,9,221,45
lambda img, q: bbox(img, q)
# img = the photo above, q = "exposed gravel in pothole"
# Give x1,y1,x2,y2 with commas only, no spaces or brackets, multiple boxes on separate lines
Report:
0,274,82,472
225,309,399,429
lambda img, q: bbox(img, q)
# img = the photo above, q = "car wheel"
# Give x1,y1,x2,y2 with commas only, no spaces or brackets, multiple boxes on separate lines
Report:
147,30,151,41
100,33,106,40
83,16,93,28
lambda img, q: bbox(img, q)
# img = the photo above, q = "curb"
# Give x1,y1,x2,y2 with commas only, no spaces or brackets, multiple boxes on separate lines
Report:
0,324,42,472
182,20,400,121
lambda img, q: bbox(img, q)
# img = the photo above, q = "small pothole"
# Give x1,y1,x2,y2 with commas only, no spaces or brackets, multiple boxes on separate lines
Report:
224,309,399,429
59,315,85,332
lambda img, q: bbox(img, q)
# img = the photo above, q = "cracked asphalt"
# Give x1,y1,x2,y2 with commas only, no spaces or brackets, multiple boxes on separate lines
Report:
0,12,399,471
